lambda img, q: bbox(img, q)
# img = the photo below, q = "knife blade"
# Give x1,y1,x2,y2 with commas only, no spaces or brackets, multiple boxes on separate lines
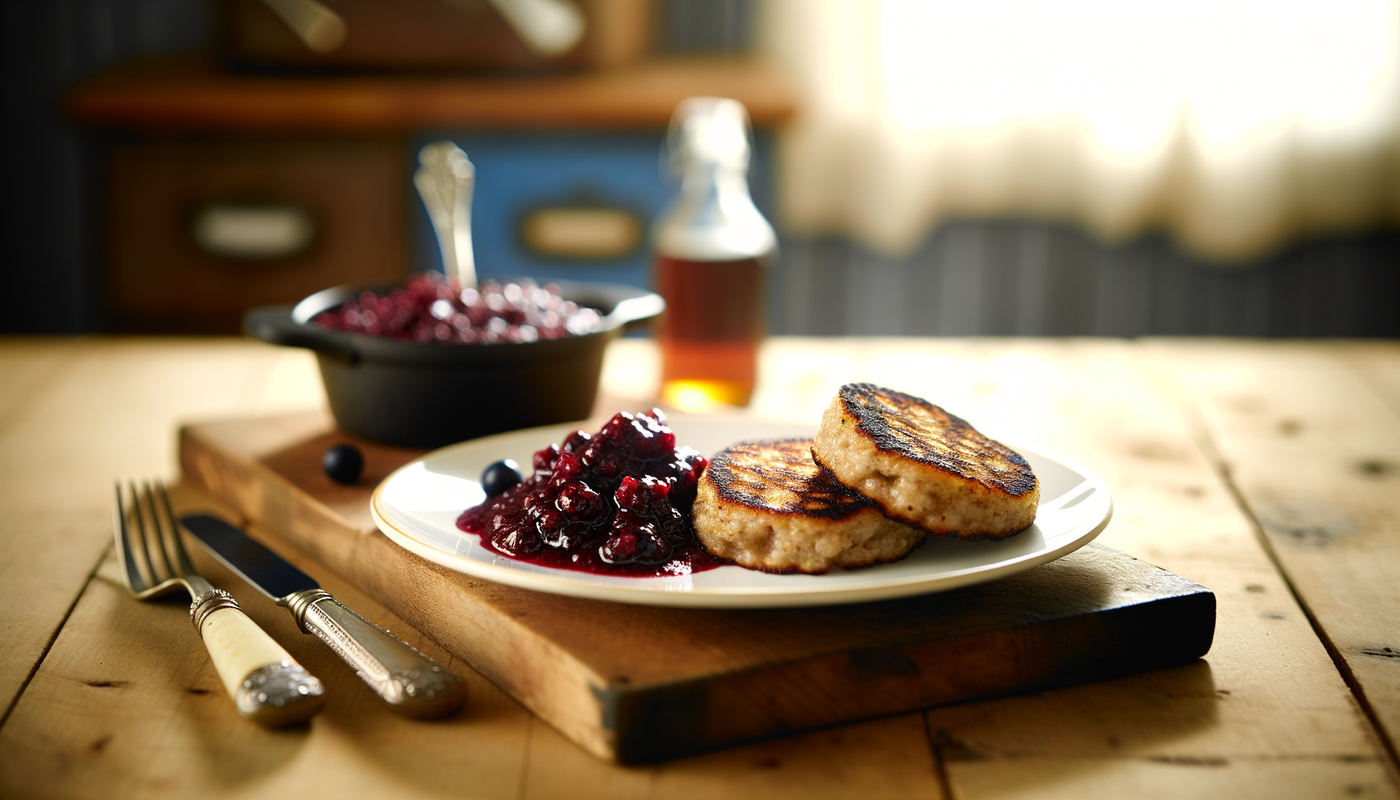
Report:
180,513,467,719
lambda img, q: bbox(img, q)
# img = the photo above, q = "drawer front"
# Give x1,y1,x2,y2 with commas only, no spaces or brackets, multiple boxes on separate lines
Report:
107,139,406,332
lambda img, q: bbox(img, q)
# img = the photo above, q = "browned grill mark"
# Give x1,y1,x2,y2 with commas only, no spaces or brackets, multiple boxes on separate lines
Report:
706,439,875,519
836,383,1037,497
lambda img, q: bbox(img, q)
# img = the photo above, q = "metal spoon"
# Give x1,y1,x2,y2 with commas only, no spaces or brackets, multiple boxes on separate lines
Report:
484,0,586,57
439,0,586,57
260,0,347,54
414,141,477,287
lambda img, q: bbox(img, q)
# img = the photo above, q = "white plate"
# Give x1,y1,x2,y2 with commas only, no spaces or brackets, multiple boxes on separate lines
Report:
371,417,1113,608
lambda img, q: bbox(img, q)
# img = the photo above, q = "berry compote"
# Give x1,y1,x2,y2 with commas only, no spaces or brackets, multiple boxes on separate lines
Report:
456,410,727,577
312,272,602,344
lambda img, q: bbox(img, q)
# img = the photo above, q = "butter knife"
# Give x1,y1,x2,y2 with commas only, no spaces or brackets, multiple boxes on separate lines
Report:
180,514,468,719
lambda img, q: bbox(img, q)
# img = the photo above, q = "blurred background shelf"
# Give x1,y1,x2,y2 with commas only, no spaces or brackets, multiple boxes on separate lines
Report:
6,0,777,336
65,55,797,132
6,0,1398,338
64,51,792,334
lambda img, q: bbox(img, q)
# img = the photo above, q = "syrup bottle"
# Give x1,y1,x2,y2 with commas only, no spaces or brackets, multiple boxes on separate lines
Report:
653,98,777,410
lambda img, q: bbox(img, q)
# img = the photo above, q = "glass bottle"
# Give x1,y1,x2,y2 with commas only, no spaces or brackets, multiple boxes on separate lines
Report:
653,97,777,411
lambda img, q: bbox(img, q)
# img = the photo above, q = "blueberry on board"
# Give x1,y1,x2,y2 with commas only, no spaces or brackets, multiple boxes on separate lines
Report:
323,443,365,485
482,459,523,496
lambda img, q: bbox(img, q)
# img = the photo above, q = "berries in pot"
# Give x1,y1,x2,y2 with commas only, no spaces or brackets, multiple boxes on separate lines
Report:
311,274,602,345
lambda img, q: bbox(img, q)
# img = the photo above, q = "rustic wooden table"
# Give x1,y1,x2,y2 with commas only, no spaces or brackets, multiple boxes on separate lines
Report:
1,336,1396,799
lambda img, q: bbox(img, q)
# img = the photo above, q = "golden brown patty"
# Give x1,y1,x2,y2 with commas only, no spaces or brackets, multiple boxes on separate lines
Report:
811,383,1038,539
692,438,925,574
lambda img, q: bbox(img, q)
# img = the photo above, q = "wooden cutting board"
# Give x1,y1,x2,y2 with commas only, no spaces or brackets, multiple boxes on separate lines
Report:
178,411,1216,764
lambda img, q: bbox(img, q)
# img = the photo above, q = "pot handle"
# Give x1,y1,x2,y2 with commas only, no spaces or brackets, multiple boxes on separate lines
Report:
609,294,666,333
243,305,361,364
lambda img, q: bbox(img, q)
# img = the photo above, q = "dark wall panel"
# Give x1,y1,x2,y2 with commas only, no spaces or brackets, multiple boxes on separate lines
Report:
1,0,206,334
767,222,1400,339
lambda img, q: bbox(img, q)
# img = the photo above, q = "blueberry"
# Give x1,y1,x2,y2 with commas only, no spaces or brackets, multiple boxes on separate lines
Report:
322,443,364,485
482,458,523,497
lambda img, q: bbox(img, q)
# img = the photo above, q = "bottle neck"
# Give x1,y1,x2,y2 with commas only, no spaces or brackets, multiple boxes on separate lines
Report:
656,159,777,262
679,161,751,201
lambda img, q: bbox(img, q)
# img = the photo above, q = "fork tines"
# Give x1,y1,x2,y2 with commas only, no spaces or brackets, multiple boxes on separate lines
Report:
114,479,194,599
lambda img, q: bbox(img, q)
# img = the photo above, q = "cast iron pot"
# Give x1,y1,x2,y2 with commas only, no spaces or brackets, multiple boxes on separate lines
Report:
243,276,665,449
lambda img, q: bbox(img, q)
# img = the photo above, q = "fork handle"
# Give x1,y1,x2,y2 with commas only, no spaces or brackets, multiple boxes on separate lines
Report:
191,590,326,726
283,589,467,718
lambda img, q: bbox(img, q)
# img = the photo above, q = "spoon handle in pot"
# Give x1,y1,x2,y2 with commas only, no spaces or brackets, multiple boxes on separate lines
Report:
415,141,477,288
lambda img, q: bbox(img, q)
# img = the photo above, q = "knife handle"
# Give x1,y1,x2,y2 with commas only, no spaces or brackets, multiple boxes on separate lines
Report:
190,589,326,726
282,589,467,718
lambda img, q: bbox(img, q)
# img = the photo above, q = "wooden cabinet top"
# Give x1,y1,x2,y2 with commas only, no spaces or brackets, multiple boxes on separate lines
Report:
65,55,799,133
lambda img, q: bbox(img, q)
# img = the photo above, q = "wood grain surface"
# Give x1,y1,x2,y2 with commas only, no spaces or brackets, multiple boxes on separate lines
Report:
177,410,1218,761
1144,341,1400,764
0,337,1396,799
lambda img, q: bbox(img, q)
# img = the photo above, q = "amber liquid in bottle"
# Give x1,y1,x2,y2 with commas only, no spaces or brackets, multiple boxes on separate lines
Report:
654,254,766,410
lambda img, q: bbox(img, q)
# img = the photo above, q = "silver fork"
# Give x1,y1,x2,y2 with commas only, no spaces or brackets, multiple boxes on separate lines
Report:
114,479,327,726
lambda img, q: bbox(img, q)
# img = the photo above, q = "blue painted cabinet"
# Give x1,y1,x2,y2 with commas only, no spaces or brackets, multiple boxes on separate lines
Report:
409,131,777,291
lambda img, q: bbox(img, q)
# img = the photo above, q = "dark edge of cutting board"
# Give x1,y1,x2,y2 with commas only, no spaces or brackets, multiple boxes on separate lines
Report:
601,547,1216,762
178,412,1216,764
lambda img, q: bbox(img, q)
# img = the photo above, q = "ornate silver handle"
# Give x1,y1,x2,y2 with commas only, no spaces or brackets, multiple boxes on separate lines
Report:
189,589,326,726
281,589,467,719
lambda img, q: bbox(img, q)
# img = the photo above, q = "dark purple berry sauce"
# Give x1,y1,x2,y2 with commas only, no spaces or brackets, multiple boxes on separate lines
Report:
312,272,602,344
456,410,728,577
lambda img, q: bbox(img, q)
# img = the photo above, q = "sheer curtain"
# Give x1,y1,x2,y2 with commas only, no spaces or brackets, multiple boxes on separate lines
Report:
758,0,1400,263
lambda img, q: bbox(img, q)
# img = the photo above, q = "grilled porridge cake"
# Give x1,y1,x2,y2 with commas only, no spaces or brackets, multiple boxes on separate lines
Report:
811,383,1039,540
692,438,925,574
